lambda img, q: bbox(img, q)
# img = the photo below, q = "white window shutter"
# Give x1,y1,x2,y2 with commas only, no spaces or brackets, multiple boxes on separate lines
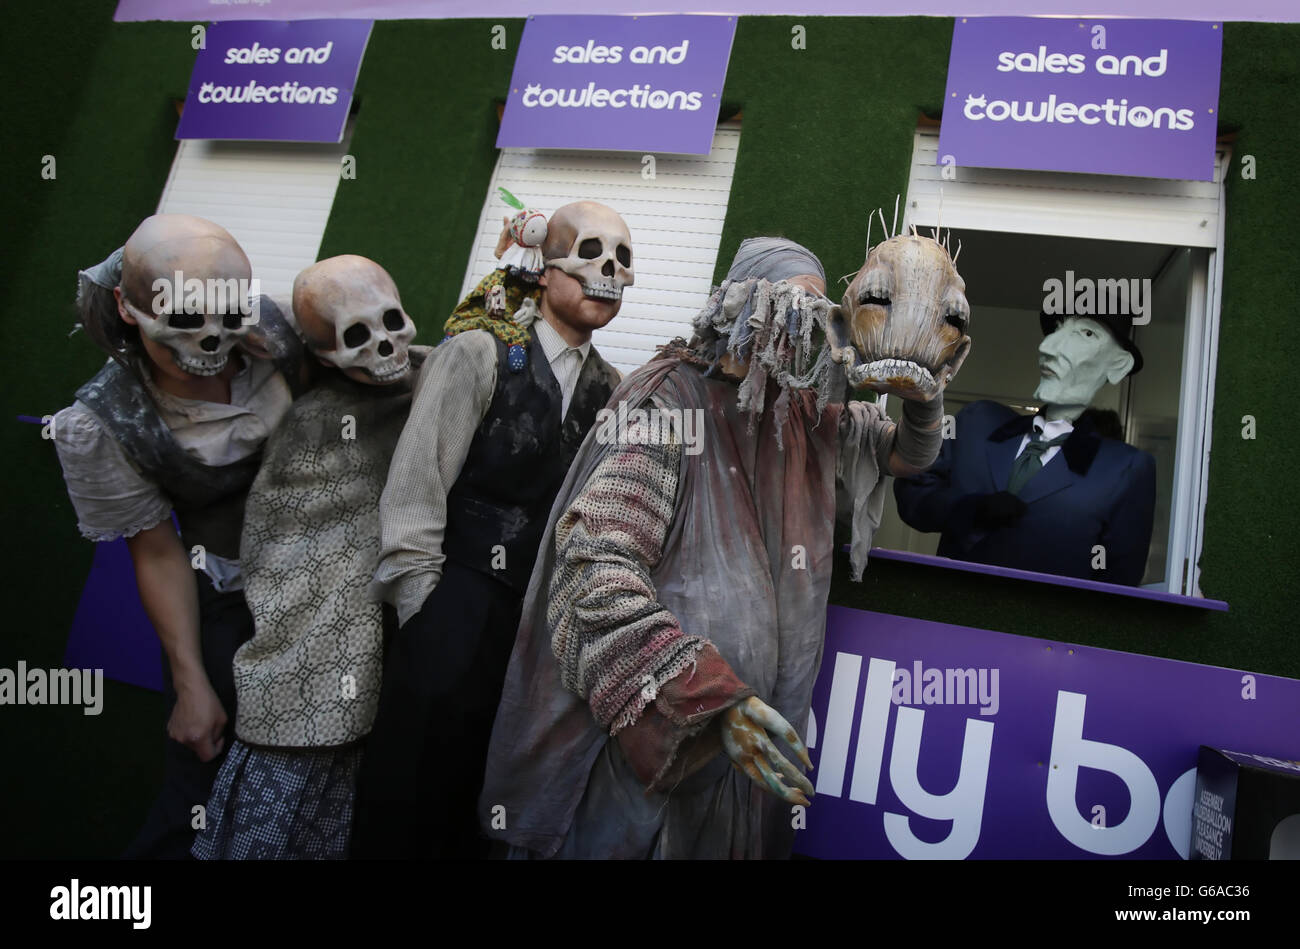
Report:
462,122,742,375
155,128,354,301
907,128,1226,248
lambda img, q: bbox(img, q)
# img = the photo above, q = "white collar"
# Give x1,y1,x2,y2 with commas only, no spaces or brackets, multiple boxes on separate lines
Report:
534,316,591,364
1033,414,1075,440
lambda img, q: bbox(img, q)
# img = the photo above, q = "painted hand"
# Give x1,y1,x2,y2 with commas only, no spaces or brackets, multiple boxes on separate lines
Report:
721,696,815,806
168,680,228,763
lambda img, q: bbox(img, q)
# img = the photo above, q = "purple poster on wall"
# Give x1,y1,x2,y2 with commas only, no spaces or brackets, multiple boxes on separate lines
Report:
176,19,372,143
938,17,1222,181
497,15,737,154
795,606,1300,859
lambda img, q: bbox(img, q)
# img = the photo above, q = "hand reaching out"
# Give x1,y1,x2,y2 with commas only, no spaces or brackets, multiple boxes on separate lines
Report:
721,696,815,806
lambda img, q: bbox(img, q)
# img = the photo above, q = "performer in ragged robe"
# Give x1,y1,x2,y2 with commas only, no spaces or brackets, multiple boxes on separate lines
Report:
480,233,972,858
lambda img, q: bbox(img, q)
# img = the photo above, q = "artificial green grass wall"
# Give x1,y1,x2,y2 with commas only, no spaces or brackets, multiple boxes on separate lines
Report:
5,6,1298,857
3,3,208,859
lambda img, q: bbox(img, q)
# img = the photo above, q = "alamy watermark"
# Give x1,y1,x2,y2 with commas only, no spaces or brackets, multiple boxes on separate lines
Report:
0,662,103,715
892,660,1000,716
50,879,150,929
150,272,261,324
594,400,705,456
1042,271,1150,326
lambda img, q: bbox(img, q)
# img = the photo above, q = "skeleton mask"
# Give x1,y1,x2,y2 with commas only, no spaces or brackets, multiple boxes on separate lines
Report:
293,255,415,385
828,233,971,402
542,201,634,302
119,214,255,377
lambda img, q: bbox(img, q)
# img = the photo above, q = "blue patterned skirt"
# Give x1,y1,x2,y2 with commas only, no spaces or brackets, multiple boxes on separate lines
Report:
192,740,362,860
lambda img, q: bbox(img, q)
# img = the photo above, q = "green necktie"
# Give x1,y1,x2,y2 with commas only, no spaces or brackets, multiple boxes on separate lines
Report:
1006,430,1071,496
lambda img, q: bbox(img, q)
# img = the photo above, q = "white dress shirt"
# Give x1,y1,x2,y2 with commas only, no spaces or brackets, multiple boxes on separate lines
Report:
53,353,292,591
1014,414,1074,469
534,317,592,418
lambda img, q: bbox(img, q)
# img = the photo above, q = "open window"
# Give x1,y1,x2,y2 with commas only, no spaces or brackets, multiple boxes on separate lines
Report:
873,126,1228,600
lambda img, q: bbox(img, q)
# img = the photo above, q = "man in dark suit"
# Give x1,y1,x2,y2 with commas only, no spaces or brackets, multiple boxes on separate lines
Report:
894,311,1156,586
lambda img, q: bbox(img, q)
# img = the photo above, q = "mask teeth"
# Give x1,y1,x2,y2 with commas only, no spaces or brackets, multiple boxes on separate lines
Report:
175,352,227,376
370,359,410,382
862,357,936,389
582,283,622,301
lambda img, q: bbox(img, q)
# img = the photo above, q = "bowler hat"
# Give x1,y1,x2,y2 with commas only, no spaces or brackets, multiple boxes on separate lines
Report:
1039,310,1143,376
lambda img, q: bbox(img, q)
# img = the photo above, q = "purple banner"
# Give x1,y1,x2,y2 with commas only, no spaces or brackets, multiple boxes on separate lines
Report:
939,18,1222,181
795,606,1300,859
63,539,162,693
496,15,736,155
176,19,372,143
116,2,1300,24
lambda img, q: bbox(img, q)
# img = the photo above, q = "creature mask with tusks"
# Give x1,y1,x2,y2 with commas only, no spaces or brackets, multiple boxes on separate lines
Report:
828,233,971,402
293,255,416,385
118,214,255,377
542,200,634,302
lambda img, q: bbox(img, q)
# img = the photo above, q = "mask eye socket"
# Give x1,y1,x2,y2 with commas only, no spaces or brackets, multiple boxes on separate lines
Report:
343,323,371,348
222,312,244,330
167,312,205,330
859,290,890,307
616,244,632,268
578,238,603,259
945,311,968,333
382,308,405,331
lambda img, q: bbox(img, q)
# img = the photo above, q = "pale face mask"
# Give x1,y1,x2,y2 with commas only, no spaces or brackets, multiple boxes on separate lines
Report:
1034,316,1134,413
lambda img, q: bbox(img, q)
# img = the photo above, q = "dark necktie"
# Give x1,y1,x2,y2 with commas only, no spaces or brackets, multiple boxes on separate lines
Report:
1006,430,1070,496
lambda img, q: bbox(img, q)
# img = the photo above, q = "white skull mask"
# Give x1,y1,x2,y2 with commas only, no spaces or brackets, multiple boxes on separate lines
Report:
125,288,254,377
544,201,634,302
294,255,416,385
119,215,255,377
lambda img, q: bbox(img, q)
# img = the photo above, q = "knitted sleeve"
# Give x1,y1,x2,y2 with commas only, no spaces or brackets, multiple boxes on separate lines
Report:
548,403,754,790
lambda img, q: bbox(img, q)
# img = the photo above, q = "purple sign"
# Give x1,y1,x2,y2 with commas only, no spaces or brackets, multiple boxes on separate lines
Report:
497,15,736,155
796,606,1300,859
176,19,372,143
939,18,1222,181
115,1,1300,24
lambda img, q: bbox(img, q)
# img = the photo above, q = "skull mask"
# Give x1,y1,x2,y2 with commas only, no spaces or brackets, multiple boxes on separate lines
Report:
542,200,634,302
118,214,255,377
293,255,415,385
828,233,972,402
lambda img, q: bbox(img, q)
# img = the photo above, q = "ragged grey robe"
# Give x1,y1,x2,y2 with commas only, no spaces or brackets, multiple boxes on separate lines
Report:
479,353,892,858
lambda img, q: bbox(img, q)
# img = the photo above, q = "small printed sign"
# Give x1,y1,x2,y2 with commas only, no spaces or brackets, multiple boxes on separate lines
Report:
939,17,1222,181
497,15,737,155
176,19,372,143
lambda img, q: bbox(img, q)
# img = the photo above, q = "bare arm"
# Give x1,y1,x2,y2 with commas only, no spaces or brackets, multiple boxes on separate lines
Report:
52,404,228,761
125,522,227,762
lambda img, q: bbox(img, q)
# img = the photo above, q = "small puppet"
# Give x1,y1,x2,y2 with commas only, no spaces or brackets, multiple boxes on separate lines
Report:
441,189,551,373
192,255,427,860
493,187,548,283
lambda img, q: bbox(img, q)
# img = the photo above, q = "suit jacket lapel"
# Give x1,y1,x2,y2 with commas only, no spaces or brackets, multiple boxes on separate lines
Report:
985,412,1033,493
